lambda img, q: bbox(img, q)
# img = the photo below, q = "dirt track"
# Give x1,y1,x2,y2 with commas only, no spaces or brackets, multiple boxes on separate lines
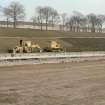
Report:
0,61,105,105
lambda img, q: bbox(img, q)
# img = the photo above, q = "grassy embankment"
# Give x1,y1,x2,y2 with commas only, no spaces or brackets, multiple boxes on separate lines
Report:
0,28,105,53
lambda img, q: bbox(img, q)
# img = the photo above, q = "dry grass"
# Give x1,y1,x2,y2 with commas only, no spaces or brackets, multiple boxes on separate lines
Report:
0,28,105,53
0,28,105,37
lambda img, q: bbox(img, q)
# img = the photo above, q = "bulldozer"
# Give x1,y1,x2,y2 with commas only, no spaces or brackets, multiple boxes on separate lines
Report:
13,40,32,53
31,43,42,53
8,40,42,53
43,41,63,52
8,40,63,53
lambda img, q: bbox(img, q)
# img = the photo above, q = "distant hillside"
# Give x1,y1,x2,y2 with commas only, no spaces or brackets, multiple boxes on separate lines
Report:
0,28,105,53
0,28,105,38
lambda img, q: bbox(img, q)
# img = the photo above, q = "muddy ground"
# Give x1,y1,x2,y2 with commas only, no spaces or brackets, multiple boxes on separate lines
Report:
0,61,105,105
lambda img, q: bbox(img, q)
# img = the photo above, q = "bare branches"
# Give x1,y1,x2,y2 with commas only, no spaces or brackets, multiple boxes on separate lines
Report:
66,12,105,33
33,6,60,31
1,2,105,33
3,1,25,28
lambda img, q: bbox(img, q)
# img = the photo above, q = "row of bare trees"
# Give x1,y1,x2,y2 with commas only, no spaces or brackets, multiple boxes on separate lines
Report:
1,1,105,32
31,6,59,31
66,11,105,32
32,7,105,32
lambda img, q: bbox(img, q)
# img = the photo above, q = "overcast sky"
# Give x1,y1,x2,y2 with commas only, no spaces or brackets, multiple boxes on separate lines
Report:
0,0,105,20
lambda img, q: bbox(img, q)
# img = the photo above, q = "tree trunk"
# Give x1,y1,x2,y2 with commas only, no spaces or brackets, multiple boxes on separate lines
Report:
39,18,43,31
13,15,17,28
52,17,54,30
100,25,102,33
70,26,72,32
46,23,47,31
69,25,72,31
6,18,9,28
62,20,65,31
91,24,95,32
52,24,54,31
40,21,43,31
13,8,17,28
46,19,48,31
91,27,95,32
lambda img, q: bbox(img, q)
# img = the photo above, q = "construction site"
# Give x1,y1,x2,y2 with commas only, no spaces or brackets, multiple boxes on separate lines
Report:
1,28,105,105
1,0,105,104
0,28,105,65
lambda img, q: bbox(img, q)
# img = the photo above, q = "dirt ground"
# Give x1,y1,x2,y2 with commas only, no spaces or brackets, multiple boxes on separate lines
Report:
0,61,105,105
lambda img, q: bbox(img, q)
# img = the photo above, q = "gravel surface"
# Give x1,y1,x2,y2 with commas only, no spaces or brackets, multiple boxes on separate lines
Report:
0,56,105,66
0,61,105,105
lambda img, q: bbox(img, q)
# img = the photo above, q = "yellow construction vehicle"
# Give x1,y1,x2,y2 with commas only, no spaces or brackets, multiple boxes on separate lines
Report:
8,40,63,53
51,41,61,49
43,41,63,52
13,40,32,53
9,40,42,53
31,43,42,52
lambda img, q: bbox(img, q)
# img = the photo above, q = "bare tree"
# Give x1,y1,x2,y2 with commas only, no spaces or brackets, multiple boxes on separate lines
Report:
3,7,11,28
0,6,4,27
87,13,97,32
50,8,59,29
72,11,84,32
66,18,79,32
35,6,59,31
61,13,67,31
41,6,52,31
80,17,88,32
36,6,44,31
4,1,25,28
66,17,74,31
66,16,80,32
31,16,39,29
96,15,105,32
